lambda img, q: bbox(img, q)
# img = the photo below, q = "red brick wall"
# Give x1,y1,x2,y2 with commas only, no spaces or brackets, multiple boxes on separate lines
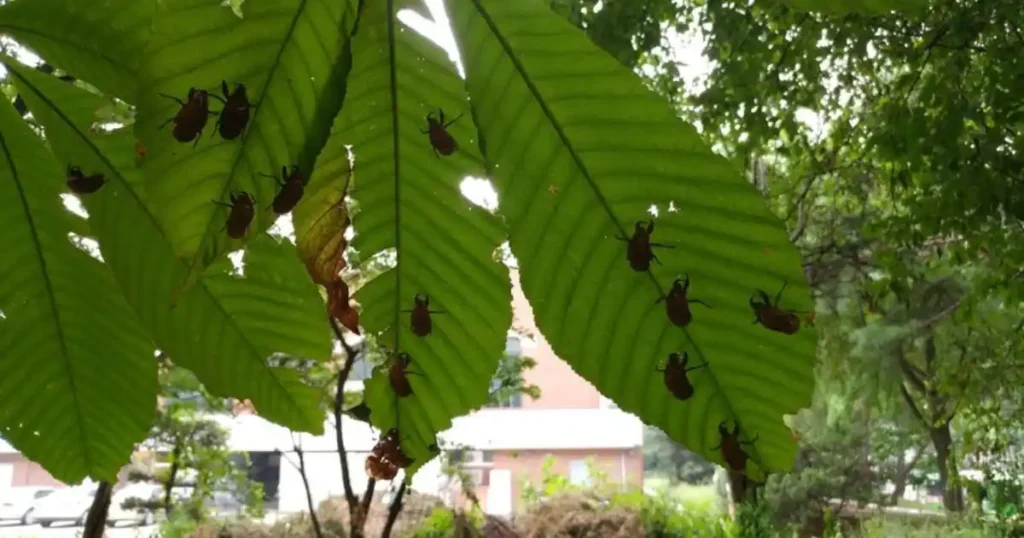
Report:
0,455,63,488
509,272,602,410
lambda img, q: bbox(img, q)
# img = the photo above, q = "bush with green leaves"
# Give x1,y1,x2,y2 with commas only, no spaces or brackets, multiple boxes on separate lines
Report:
2,0,941,487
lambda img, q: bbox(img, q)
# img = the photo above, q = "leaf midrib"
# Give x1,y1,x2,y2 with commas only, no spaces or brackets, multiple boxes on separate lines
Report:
0,128,91,474
386,0,403,355
185,0,313,276
467,0,762,463
8,66,311,427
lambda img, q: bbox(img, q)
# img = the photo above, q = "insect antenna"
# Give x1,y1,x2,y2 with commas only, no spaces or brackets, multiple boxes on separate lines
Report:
158,92,185,106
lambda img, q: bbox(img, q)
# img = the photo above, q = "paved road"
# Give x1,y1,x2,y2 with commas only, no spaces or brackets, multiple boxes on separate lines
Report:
0,522,159,537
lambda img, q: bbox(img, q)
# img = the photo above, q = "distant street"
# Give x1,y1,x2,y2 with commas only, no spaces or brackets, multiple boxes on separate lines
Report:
0,522,159,537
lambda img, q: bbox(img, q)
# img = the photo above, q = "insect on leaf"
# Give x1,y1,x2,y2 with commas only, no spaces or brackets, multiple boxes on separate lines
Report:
293,0,512,477
9,61,330,434
132,0,360,295
445,0,817,474
0,87,157,483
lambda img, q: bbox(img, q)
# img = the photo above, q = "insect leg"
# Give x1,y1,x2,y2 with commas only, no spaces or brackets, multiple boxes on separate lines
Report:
158,93,186,106
211,201,233,208
652,253,663,266
432,147,439,159
740,434,759,445
653,296,665,304
774,281,788,306
405,371,426,377
399,309,414,313
615,235,629,242
654,367,666,373
650,242,676,249
690,299,713,308
444,113,464,127
428,310,446,314
192,129,203,148
685,362,709,372
710,442,722,450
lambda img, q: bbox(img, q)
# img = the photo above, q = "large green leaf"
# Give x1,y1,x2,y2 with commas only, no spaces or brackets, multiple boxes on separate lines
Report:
0,93,156,483
446,0,816,473
0,0,157,101
293,0,511,472
132,0,360,291
9,61,330,434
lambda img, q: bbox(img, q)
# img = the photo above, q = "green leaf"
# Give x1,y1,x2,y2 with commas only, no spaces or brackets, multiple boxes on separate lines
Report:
0,0,157,100
446,0,816,473
0,94,156,483
8,61,330,434
771,0,928,16
132,0,360,291
294,0,511,475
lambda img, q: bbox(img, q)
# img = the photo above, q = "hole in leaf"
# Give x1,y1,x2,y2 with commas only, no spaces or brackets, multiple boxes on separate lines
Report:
667,201,679,213
61,193,89,219
460,177,498,212
228,249,246,277
647,204,660,218
67,233,104,262
363,248,398,273
494,242,517,268
268,214,295,243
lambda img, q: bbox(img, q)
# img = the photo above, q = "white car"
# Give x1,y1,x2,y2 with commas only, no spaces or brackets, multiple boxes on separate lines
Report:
107,483,194,527
0,487,56,524
29,483,98,527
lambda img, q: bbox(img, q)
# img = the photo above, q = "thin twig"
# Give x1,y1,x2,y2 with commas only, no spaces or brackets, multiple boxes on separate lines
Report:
331,317,359,509
360,477,376,529
381,480,408,538
293,436,324,538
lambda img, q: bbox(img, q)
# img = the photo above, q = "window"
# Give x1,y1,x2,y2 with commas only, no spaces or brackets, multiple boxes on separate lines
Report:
569,460,591,487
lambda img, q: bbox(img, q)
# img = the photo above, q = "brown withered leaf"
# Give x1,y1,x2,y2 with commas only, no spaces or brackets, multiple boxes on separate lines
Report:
328,279,360,334
297,198,350,286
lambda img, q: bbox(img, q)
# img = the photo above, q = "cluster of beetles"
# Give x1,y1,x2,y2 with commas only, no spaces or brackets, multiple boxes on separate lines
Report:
66,80,810,480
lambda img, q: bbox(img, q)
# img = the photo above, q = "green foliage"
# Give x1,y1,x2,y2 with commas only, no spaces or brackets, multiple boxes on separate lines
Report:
644,426,716,483
773,0,929,16
0,81,156,483
446,0,814,474
0,0,813,485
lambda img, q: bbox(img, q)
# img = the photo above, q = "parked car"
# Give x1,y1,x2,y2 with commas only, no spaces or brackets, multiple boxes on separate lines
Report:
107,483,193,528
0,487,56,524
29,483,98,527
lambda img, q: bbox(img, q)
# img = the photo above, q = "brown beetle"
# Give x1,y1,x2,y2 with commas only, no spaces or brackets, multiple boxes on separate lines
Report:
66,165,106,194
711,420,758,473
365,452,398,480
750,281,805,335
388,352,423,398
263,165,306,215
213,191,255,239
212,81,250,140
401,294,445,337
656,275,711,327
420,108,462,157
159,88,213,145
656,352,708,401
375,428,415,469
327,279,360,335
615,220,673,272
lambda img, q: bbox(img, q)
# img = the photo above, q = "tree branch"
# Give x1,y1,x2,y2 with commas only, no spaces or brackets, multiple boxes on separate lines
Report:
293,439,324,538
330,317,359,509
82,481,113,538
900,382,926,424
381,480,408,538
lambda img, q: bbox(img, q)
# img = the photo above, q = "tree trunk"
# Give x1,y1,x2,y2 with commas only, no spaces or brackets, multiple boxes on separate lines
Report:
889,444,927,506
83,481,113,538
929,423,964,512
163,445,181,516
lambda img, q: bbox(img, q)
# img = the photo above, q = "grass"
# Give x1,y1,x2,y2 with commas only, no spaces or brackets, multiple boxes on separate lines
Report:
643,476,721,514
